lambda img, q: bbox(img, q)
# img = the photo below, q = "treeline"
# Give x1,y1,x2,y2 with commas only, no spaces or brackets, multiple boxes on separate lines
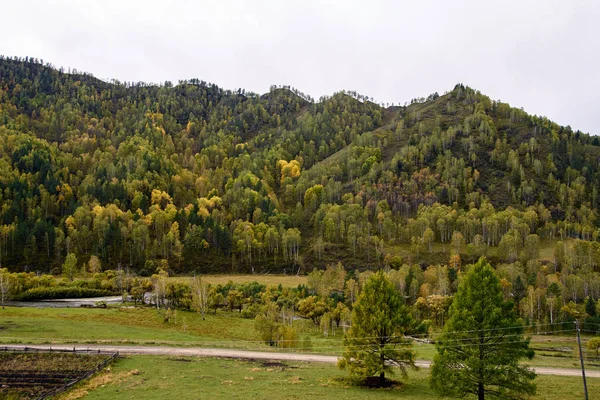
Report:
3,256,600,343
0,56,599,274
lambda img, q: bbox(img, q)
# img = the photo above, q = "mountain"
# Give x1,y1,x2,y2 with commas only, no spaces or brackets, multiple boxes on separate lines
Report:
0,56,599,275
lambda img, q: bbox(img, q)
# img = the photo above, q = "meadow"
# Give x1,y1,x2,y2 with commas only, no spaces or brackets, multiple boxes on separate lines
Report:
60,355,599,400
0,306,342,351
1,305,598,371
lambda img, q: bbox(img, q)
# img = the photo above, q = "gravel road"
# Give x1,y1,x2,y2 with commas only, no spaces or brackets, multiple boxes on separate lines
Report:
3,344,598,378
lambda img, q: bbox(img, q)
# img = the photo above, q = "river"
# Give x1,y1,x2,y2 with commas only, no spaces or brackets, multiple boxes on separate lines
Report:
4,296,124,308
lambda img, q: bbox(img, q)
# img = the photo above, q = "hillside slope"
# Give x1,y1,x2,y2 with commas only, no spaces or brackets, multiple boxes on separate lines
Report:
0,56,599,274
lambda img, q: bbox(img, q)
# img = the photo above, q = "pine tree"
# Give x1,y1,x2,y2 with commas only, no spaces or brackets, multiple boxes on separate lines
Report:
338,270,416,385
585,296,597,317
431,258,536,400
514,275,526,305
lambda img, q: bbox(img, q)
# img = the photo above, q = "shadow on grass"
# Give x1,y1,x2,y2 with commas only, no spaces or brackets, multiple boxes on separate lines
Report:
333,375,403,389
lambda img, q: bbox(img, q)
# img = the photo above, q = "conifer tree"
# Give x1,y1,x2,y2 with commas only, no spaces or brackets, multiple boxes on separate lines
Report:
339,270,416,385
431,258,535,400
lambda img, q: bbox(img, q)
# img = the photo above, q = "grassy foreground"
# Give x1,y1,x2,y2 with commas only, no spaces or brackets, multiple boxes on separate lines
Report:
2,306,600,371
59,355,597,400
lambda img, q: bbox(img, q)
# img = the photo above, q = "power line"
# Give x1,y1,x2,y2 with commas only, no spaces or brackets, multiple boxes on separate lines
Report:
0,326,577,347
434,329,575,343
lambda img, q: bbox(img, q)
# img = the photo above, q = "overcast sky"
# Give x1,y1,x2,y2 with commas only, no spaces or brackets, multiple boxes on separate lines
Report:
1,0,599,134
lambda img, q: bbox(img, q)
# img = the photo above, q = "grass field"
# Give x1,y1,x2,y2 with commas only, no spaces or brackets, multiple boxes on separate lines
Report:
0,306,262,347
0,306,344,352
59,355,599,400
167,274,307,287
2,306,599,371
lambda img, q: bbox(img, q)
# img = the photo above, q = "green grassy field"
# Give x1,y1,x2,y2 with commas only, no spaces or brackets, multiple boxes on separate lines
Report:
59,355,598,400
2,306,599,371
0,306,261,347
0,306,344,352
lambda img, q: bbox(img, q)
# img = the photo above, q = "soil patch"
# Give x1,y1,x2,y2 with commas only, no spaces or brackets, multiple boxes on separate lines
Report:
261,361,287,367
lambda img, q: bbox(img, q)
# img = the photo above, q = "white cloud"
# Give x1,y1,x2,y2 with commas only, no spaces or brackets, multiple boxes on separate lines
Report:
2,0,599,133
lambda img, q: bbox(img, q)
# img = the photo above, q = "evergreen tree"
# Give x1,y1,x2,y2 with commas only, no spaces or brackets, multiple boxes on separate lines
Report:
431,258,535,400
514,275,526,305
584,296,600,333
338,270,416,385
585,296,597,317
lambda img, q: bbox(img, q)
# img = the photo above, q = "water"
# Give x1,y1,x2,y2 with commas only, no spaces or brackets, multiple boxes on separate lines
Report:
4,296,123,308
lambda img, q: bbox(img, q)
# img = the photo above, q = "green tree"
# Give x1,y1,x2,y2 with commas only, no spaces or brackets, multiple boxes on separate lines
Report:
88,255,101,274
514,275,526,305
227,289,244,312
585,296,597,317
255,312,280,346
431,258,535,400
191,276,209,320
297,296,327,325
208,288,224,315
0,268,11,309
338,270,416,385
423,227,435,252
62,253,78,281
587,337,600,358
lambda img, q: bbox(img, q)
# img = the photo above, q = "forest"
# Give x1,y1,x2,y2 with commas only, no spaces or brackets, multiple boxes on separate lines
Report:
0,56,599,293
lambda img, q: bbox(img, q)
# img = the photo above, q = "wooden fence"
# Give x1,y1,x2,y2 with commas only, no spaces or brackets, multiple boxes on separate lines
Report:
0,346,119,399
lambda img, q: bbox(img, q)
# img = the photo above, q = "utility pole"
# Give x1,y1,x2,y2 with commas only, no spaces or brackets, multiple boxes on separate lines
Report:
576,320,589,400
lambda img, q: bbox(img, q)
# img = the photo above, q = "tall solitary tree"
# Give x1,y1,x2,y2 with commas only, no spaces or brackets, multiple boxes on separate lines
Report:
191,275,208,320
62,253,78,281
431,258,535,400
338,270,416,385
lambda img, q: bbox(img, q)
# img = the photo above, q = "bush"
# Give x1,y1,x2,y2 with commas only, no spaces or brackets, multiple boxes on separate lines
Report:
241,302,261,319
276,325,299,348
16,287,114,301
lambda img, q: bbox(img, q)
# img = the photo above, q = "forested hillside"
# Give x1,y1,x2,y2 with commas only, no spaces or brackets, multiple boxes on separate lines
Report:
1,56,599,282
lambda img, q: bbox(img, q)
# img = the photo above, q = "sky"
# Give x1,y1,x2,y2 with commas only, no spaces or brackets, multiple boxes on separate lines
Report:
1,0,599,134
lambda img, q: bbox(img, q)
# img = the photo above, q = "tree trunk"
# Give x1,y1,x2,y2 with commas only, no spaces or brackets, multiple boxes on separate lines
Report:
478,382,484,400
380,350,385,385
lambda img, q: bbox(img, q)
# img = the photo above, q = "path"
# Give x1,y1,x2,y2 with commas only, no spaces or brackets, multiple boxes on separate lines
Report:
3,344,598,378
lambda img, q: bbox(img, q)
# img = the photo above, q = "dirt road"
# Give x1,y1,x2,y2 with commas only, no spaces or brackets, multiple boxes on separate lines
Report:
3,344,598,378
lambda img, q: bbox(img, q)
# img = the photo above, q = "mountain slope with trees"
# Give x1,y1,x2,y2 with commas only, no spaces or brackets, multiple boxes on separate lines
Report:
0,56,599,281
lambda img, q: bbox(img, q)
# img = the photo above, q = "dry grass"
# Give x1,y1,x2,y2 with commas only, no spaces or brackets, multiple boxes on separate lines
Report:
58,369,136,400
